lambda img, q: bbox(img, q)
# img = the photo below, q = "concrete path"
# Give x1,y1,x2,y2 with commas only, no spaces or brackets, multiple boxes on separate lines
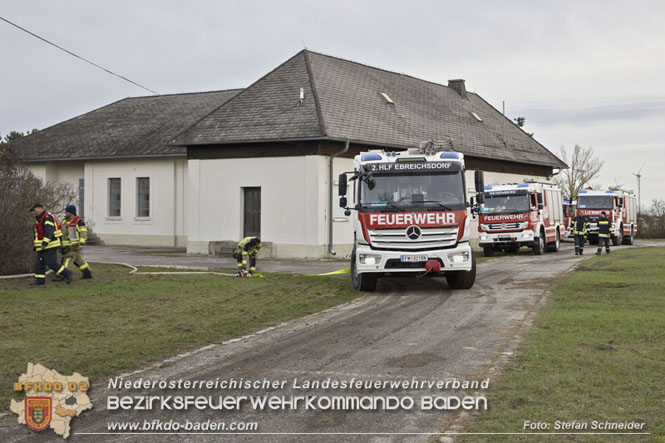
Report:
82,245,350,275
1,241,660,442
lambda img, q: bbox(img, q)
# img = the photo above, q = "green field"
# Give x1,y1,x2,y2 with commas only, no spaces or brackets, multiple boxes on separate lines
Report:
456,247,665,442
0,264,358,410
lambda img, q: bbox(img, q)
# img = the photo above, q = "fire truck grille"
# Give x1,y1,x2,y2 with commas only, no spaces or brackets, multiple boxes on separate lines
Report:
368,227,459,250
487,222,522,230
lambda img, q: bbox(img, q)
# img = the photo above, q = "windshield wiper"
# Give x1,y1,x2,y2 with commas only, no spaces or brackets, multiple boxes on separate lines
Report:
417,200,453,211
361,202,406,212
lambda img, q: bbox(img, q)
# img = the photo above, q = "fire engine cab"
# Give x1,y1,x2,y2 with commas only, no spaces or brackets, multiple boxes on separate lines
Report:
575,188,637,245
563,199,576,239
478,181,564,256
338,141,484,292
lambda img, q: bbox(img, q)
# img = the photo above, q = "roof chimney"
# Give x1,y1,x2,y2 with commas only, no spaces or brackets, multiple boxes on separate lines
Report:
448,79,467,99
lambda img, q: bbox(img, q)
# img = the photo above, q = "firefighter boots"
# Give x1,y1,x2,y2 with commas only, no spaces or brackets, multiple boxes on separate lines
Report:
82,269,93,279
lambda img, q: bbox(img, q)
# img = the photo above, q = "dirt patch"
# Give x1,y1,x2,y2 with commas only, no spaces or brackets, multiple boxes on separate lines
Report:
387,353,442,368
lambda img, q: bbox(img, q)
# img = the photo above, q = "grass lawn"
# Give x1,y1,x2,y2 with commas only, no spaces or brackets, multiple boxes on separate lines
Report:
0,263,358,410
456,247,665,442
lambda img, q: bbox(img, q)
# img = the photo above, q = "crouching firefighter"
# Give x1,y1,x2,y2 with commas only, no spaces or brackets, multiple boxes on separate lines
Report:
30,203,72,285
596,211,613,255
571,214,589,255
54,205,92,281
234,237,262,276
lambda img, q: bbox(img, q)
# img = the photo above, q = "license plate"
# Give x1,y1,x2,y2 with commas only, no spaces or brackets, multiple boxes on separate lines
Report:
499,236,512,241
400,255,427,262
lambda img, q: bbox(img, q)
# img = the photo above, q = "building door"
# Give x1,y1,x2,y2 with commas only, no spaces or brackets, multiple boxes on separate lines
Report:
243,187,261,238
78,178,85,217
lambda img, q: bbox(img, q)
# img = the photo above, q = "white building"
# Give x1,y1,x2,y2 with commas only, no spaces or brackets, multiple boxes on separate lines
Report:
13,50,566,258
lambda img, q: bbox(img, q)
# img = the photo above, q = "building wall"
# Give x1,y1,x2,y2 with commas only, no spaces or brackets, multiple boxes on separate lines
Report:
28,158,187,247
186,155,356,258
85,158,187,247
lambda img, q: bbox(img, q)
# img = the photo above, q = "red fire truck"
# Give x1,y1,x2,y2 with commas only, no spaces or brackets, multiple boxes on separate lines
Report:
563,199,576,239
575,188,637,245
338,141,484,292
478,181,565,256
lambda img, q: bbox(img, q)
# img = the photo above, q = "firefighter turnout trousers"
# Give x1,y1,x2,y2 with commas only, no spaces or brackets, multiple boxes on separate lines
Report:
35,248,71,284
597,237,611,254
62,246,91,276
237,251,257,273
574,235,586,254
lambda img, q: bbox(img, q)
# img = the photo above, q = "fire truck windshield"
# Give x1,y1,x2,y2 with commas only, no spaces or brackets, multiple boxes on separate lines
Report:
360,171,465,211
481,192,530,215
578,195,612,209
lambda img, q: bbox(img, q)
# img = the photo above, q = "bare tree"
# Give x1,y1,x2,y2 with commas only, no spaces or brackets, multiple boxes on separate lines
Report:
0,145,76,275
555,144,604,201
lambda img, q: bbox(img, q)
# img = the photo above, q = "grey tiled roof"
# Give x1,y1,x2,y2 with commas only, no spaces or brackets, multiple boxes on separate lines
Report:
11,89,241,161
175,51,565,168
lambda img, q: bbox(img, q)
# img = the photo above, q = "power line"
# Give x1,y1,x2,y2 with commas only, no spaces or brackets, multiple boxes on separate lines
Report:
0,15,158,95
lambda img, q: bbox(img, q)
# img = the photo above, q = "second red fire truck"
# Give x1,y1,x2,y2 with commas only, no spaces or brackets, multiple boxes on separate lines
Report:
478,181,565,256
575,188,637,245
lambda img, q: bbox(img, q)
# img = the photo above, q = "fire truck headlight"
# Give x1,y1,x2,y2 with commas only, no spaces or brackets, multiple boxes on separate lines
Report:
480,224,490,231
479,234,489,241
448,251,470,264
522,231,533,239
518,222,529,229
359,254,381,265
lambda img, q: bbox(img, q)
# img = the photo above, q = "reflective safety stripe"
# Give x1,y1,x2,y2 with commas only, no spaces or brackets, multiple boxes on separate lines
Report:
44,221,55,226
56,265,66,274
237,263,243,268
79,263,89,270
35,274,46,278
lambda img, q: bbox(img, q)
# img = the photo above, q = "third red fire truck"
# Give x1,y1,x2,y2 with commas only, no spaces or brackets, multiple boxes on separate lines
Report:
478,181,565,256
575,188,637,245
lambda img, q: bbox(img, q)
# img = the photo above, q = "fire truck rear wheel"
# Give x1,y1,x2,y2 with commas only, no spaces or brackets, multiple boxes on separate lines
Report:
623,227,634,245
351,252,377,292
533,230,545,255
547,230,561,252
445,254,476,290
483,247,494,257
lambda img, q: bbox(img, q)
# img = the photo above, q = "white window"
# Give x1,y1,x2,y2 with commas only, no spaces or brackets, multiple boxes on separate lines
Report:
108,178,121,217
137,177,150,217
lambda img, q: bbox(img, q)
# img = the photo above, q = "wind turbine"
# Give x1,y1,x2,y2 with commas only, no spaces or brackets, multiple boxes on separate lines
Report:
632,163,644,213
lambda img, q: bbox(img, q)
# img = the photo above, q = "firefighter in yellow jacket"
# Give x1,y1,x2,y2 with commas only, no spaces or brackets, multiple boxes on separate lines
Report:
234,237,262,275
53,205,93,280
30,203,72,285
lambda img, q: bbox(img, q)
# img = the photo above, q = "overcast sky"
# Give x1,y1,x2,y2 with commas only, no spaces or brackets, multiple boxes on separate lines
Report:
2,0,663,205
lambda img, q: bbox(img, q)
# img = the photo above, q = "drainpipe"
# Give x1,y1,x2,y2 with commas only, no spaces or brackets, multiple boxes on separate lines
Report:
328,140,349,256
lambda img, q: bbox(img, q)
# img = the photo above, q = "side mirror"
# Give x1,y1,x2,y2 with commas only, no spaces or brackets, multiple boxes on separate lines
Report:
474,170,485,194
538,203,544,210
339,196,348,208
338,173,347,196
367,178,376,191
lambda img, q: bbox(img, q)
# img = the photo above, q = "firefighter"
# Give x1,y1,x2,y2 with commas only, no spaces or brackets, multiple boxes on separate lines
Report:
596,211,613,255
571,213,589,255
234,237,262,275
30,203,72,285
53,205,92,281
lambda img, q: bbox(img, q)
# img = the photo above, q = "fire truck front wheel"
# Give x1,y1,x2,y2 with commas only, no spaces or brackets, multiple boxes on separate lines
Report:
483,247,495,257
612,226,623,246
533,230,546,255
445,254,476,290
351,252,378,292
